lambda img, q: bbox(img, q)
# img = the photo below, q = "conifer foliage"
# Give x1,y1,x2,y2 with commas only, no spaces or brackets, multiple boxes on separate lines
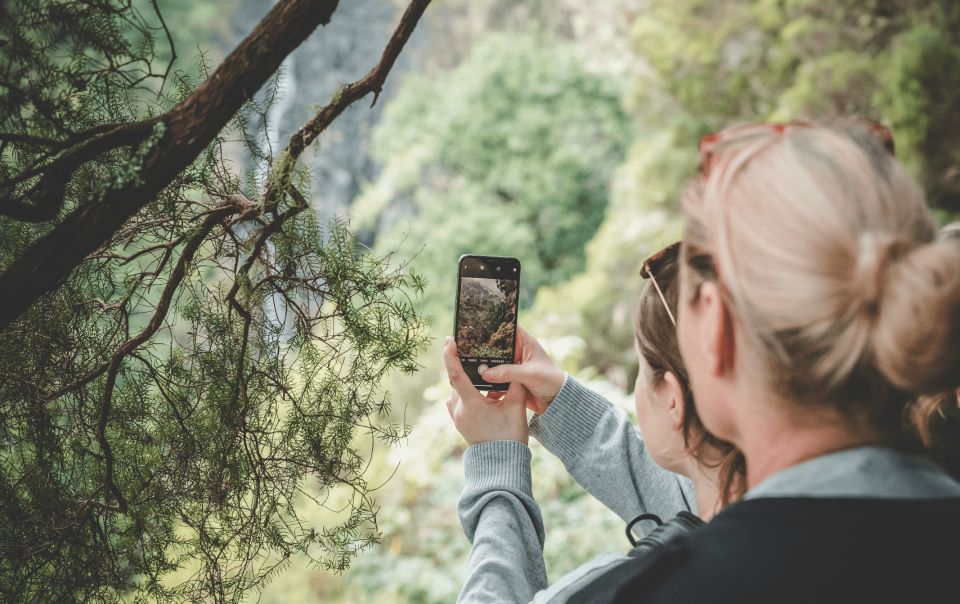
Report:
0,0,431,600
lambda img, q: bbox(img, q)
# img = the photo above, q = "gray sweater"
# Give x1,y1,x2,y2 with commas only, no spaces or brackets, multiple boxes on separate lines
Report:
456,375,694,603
455,376,960,603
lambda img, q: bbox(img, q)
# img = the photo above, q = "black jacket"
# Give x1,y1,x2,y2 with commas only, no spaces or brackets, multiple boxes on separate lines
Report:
578,497,960,603
620,497,960,603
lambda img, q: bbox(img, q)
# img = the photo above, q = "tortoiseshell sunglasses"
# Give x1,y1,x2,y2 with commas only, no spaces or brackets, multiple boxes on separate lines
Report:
640,241,681,327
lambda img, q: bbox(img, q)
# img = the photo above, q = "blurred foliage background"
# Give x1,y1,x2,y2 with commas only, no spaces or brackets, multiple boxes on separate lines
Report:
265,0,959,600
13,0,959,600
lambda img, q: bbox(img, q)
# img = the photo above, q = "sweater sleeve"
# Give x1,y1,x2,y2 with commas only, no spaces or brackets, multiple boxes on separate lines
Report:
457,440,548,604
528,374,695,522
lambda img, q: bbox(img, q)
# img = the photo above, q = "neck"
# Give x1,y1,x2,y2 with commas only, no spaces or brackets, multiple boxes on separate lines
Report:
737,402,883,490
682,456,723,521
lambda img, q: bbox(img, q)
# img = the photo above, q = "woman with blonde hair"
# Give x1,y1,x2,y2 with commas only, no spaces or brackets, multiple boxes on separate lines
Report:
443,118,960,603
651,118,960,601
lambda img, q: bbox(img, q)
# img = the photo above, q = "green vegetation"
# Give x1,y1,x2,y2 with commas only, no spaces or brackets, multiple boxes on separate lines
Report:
3,0,958,602
629,0,960,210
355,31,632,314
0,1,427,601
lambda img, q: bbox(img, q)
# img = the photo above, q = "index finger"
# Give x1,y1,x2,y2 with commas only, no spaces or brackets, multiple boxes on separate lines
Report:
442,337,482,403
513,325,524,363
514,325,534,363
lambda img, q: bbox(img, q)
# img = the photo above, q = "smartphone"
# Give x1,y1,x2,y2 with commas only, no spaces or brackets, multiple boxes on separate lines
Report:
454,255,521,391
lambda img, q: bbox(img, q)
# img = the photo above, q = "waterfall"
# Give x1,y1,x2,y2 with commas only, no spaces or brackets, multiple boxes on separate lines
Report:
265,54,297,164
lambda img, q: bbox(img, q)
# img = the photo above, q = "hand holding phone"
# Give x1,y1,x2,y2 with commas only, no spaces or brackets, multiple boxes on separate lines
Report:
453,255,520,391
442,337,528,445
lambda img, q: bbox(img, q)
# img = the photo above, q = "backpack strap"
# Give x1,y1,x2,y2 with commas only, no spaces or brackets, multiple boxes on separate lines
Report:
625,513,663,547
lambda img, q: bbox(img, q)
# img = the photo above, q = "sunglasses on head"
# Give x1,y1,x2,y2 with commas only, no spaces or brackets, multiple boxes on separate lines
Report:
698,118,895,177
640,241,681,327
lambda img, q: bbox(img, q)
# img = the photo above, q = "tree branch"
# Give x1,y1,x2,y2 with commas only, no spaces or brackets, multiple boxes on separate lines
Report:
0,0,344,330
1,118,162,222
264,0,433,209
94,201,239,514
41,196,253,404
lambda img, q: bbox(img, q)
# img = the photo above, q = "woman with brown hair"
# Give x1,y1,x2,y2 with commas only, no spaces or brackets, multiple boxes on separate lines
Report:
442,241,744,602
632,241,745,516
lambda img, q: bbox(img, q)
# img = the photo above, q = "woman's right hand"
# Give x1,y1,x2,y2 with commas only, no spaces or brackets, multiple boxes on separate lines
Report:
481,326,566,416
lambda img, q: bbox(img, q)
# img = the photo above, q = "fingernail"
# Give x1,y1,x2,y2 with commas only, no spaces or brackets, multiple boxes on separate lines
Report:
444,336,451,346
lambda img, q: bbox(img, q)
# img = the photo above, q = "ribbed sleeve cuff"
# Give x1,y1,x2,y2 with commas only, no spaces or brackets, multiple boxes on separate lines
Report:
463,440,533,496
528,374,611,465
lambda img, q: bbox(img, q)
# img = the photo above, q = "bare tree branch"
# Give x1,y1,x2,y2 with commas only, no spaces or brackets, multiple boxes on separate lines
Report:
264,0,433,208
94,200,241,514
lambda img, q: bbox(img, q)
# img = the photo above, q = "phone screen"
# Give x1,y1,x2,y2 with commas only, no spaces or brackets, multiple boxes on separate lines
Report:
455,255,520,391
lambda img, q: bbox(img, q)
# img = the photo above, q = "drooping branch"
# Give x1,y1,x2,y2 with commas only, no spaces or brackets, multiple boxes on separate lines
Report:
0,0,342,331
95,198,244,514
40,196,255,404
263,0,433,209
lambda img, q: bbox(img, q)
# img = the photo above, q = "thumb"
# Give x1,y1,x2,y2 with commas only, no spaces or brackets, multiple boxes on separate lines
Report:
482,363,531,384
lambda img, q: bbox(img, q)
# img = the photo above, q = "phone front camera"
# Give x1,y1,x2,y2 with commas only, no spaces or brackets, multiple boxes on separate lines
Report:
496,266,501,272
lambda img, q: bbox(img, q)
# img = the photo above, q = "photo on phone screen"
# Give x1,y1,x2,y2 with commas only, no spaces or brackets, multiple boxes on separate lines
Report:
454,255,520,391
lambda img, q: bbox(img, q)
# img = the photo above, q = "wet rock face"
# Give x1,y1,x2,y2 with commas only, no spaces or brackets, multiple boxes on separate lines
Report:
456,278,516,357
487,321,514,352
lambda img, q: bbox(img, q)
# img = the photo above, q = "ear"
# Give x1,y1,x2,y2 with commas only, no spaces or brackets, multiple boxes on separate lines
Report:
662,370,686,429
697,281,737,377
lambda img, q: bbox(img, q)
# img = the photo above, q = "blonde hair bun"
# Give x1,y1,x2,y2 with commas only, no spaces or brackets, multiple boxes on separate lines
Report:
874,239,960,395
853,232,910,315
